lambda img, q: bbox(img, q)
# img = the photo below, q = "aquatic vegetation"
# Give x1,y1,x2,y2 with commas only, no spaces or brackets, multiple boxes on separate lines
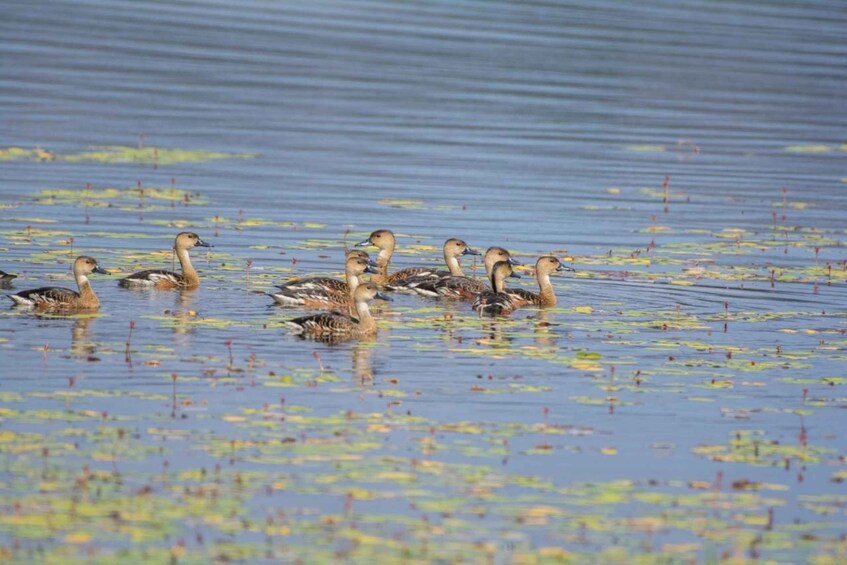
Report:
0,145,255,165
34,185,208,208
1,154,846,564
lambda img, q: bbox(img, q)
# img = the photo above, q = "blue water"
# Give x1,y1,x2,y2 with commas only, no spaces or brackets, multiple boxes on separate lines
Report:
1,1,846,561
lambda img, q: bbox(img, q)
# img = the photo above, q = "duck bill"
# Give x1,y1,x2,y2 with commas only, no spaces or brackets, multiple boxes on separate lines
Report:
93,266,109,275
364,264,380,275
374,291,392,302
354,238,372,247
508,271,521,279
196,238,213,248
463,247,481,256
557,263,576,272
507,257,522,266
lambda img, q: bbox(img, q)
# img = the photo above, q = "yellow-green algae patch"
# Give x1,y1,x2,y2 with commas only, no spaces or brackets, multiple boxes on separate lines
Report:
0,145,255,165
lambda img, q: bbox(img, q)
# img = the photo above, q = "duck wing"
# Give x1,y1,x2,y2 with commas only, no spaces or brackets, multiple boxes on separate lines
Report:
417,275,485,299
276,276,347,294
9,286,79,307
285,311,357,335
505,288,538,307
270,286,349,307
119,269,183,287
384,267,445,291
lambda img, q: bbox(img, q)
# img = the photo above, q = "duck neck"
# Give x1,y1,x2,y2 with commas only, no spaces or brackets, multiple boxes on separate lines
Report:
76,273,100,307
372,246,393,285
345,269,362,315
484,257,495,277
537,271,557,306
354,300,377,333
490,270,506,293
345,267,362,295
177,247,199,287
444,251,464,276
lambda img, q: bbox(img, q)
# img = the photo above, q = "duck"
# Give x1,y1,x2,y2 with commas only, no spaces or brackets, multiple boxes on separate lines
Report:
354,229,396,286
119,232,212,289
345,249,377,287
0,271,16,287
270,255,378,309
472,260,521,316
415,246,521,299
8,256,108,310
505,256,574,308
285,282,391,339
384,238,480,293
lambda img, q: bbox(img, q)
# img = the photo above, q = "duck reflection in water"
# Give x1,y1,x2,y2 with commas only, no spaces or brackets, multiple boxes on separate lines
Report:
69,315,97,358
351,339,375,384
169,288,199,345
0,270,17,288
475,321,513,349
530,309,558,348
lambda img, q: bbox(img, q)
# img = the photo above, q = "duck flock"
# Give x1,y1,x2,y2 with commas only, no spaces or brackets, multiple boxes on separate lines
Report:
5,229,573,340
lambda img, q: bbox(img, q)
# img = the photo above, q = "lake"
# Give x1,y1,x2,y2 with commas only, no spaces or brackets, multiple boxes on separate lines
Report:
1,0,846,562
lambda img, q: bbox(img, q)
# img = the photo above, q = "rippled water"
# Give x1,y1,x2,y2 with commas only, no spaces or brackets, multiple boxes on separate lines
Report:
1,1,846,562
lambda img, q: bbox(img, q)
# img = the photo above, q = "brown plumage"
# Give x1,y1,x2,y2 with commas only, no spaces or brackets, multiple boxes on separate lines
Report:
505,256,573,308
471,260,521,316
354,229,397,286
8,256,108,310
119,232,212,289
285,283,391,340
271,256,378,309
383,238,480,293
415,246,521,299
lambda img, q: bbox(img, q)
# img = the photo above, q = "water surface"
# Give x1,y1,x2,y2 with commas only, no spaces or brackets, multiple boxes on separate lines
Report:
1,1,846,562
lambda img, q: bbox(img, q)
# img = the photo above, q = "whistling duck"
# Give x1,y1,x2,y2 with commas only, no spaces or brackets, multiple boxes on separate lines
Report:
506,256,574,308
384,238,480,293
471,260,521,316
8,256,108,310
354,229,396,286
270,255,378,308
0,271,16,287
119,232,212,289
415,246,520,299
345,249,377,286
285,282,391,339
